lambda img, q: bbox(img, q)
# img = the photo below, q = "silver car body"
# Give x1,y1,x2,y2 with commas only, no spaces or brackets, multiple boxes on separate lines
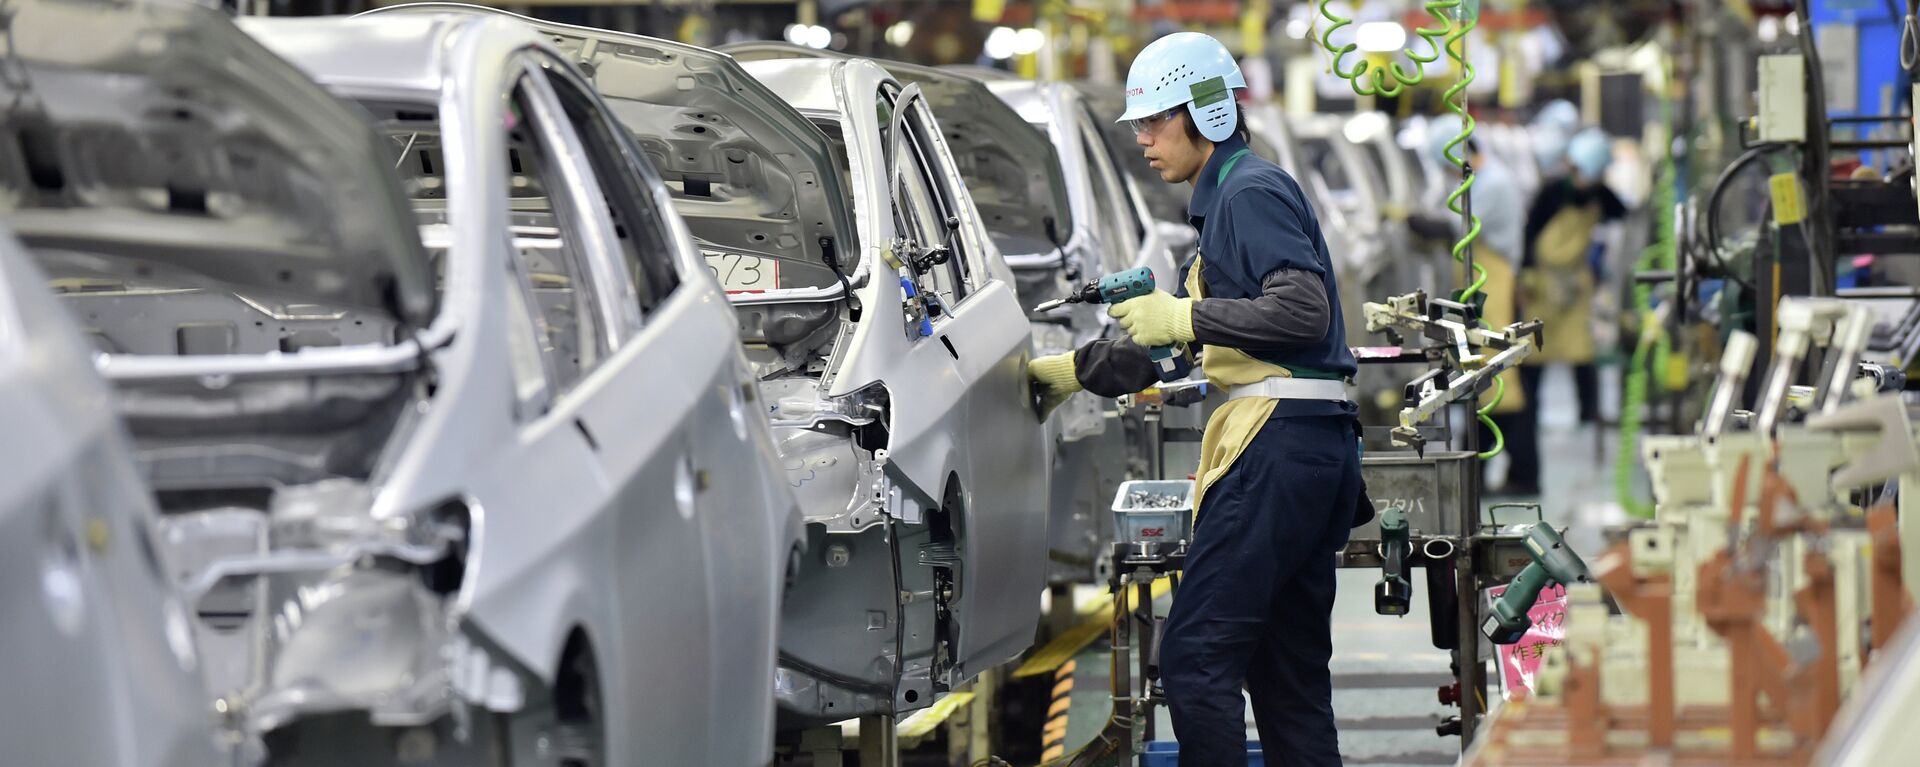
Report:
8,3,804,762
722,47,1157,587
250,13,805,763
1395,116,1454,214
730,55,1050,722
406,16,1049,721
0,225,222,767
986,82,1180,300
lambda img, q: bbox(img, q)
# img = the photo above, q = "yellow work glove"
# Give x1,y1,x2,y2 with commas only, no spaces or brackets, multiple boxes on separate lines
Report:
1108,289,1195,348
1029,353,1082,417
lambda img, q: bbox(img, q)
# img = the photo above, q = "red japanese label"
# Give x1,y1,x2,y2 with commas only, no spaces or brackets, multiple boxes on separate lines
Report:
1141,527,1164,537
1488,582,1568,700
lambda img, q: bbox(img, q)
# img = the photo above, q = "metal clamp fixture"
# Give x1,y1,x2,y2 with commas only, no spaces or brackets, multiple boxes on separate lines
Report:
1363,289,1543,454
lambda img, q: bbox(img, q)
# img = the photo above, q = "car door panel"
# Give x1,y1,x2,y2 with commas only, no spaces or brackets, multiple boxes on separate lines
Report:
911,106,1050,678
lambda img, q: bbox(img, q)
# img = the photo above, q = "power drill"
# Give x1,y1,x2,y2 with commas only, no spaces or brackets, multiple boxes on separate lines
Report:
1034,266,1183,382
1374,506,1411,615
1482,523,1592,645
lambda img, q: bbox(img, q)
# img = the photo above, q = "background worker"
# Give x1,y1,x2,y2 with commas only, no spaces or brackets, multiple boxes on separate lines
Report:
1520,127,1626,438
1028,32,1362,765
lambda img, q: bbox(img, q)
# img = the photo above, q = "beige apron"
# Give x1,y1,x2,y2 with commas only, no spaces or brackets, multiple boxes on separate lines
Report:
1183,255,1324,511
1521,203,1603,364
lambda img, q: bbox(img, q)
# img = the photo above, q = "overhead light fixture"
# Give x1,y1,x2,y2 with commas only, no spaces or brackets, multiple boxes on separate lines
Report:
804,25,832,50
985,26,1017,60
1756,16,1780,44
1355,22,1406,53
1013,27,1046,56
1285,19,1311,40
886,21,914,48
783,23,807,46
1343,111,1390,144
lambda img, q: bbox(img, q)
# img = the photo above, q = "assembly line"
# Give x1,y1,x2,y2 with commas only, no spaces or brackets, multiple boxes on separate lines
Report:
5,0,1920,765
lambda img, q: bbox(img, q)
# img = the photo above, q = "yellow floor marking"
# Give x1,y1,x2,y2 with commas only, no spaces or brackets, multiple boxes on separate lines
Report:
894,690,974,740
1014,577,1173,679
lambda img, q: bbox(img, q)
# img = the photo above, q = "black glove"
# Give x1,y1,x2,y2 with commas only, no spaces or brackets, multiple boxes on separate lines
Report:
1407,212,1453,241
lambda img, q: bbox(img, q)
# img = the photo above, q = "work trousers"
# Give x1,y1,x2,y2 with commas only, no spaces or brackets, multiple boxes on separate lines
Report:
1495,363,1601,491
1160,415,1359,766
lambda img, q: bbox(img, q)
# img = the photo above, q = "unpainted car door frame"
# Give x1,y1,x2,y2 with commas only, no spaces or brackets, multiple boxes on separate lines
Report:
251,11,803,763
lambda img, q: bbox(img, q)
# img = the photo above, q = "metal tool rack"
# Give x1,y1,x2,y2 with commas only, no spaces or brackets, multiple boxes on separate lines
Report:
1106,539,1184,767
1341,428,1536,745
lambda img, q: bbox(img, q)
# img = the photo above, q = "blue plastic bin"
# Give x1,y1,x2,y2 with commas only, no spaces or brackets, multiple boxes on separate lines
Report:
1139,740,1263,766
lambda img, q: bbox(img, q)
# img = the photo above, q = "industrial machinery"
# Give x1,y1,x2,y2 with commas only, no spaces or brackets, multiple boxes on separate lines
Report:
1345,288,1545,743
1465,298,1919,765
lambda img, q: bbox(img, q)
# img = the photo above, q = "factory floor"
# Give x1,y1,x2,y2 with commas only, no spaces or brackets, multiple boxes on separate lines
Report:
1051,364,1632,764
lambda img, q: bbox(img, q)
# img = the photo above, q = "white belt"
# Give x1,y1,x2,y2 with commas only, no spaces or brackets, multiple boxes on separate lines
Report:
1225,376,1351,402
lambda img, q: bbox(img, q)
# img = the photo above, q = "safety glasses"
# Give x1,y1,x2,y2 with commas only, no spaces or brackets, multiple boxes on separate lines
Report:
1128,107,1181,137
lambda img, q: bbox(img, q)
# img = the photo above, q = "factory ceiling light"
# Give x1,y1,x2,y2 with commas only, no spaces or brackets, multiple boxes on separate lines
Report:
886,20,913,47
985,26,1016,60
1343,111,1390,144
1013,27,1046,56
1355,21,1406,53
805,25,832,49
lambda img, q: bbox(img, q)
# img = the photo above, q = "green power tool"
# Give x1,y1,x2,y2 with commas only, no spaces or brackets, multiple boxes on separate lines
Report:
1375,506,1411,615
1482,523,1592,645
1033,266,1184,382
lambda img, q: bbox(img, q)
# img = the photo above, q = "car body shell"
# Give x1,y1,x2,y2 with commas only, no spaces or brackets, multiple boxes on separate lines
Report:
734,54,1050,722
253,13,806,762
415,17,1048,722
0,224,223,767
722,47,1167,588
4,3,805,762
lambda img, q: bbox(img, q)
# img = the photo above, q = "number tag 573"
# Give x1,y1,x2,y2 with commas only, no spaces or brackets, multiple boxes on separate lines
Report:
704,252,780,293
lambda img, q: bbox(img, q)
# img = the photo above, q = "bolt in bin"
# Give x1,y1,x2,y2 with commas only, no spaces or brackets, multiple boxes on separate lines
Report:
1110,479,1194,546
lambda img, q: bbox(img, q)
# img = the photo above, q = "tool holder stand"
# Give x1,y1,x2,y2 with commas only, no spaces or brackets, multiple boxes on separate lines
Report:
1343,439,1543,748
1106,540,1185,767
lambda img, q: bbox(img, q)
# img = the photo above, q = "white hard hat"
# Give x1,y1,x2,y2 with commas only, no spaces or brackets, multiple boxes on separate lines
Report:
1568,128,1612,179
1532,100,1579,133
1118,32,1246,143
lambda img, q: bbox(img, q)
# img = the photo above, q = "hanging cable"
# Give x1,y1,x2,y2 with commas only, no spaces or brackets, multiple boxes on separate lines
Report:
1316,0,1501,457
1902,0,1919,74
1435,5,1503,459
1318,0,1453,97
1616,154,1676,520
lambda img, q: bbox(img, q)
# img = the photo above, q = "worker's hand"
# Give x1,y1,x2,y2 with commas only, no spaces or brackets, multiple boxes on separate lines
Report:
1029,353,1082,418
1108,289,1195,348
